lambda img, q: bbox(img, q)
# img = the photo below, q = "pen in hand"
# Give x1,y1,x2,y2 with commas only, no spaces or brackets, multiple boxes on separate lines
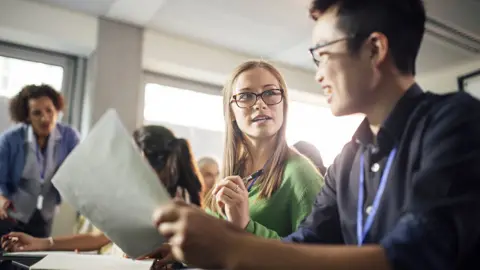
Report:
242,169,264,186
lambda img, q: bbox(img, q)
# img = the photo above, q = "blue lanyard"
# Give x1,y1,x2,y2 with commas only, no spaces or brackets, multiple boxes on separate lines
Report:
244,155,274,192
35,143,47,180
357,148,397,246
246,169,263,191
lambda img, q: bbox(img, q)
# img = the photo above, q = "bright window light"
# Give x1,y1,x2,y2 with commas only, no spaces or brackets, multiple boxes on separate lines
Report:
144,83,225,132
287,101,363,166
0,56,64,98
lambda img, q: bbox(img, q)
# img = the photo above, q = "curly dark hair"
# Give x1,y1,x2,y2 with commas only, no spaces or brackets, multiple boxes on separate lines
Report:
8,84,65,123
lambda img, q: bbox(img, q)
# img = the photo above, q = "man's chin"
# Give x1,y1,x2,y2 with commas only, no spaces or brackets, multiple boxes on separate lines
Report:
330,104,358,117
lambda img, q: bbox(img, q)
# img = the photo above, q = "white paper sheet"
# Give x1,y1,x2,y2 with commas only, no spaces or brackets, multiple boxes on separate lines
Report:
30,253,153,270
52,109,171,258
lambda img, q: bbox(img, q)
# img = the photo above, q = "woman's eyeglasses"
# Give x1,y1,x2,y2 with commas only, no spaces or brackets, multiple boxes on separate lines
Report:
231,89,284,108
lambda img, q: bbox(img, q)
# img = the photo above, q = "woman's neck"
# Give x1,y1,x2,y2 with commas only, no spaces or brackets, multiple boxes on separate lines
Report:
35,135,47,150
244,136,276,175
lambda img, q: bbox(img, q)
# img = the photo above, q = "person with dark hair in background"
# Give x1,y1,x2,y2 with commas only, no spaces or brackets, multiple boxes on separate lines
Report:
293,141,326,175
150,0,480,269
2,125,203,267
0,84,79,238
133,125,204,207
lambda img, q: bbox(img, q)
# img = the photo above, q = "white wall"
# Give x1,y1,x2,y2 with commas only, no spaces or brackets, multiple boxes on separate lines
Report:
0,0,97,56
0,0,317,96
142,30,318,94
417,58,480,93
4,0,479,98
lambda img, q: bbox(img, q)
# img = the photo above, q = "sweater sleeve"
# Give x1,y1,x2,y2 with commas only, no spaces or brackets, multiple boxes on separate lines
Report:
246,156,324,239
287,158,324,231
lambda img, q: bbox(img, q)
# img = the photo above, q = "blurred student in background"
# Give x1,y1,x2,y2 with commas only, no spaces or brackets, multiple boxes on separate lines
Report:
293,140,327,176
0,84,79,238
197,156,219,194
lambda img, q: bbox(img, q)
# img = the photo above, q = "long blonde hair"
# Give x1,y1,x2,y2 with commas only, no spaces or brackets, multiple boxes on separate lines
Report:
203,60,292,212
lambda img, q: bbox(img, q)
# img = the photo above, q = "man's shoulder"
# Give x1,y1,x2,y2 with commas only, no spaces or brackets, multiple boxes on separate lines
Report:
422,90,480,117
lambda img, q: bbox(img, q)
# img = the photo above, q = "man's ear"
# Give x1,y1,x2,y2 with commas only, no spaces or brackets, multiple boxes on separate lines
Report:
368,32,389,68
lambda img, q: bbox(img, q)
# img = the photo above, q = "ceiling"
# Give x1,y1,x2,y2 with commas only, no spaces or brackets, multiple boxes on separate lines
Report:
31,0,480,75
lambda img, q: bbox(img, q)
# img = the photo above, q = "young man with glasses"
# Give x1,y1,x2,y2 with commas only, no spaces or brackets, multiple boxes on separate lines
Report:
152,0,480,269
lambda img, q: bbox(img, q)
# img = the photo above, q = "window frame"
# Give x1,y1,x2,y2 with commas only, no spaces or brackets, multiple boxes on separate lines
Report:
0,41,80,126
140,71,224,127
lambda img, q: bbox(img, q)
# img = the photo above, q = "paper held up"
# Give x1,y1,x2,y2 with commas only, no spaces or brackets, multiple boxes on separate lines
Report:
52,109,171,258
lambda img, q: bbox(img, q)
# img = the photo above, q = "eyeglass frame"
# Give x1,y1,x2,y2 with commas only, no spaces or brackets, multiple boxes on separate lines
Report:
230,89,285,108
309,34,366,67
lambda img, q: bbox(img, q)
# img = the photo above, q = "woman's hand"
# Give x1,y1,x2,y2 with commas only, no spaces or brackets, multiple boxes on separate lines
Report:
213,176,250,229
1,232,50,252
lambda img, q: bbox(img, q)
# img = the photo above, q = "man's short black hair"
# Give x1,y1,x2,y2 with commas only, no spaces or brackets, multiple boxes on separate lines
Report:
309,0,426,75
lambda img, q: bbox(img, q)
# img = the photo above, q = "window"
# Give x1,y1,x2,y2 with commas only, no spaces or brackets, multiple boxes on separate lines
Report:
0,56,64,98
144,83,224,132
143,81,225,162
0,42,79,134
287,101,363,166
459,69,480,100
143,77,363,167
0,42,78,133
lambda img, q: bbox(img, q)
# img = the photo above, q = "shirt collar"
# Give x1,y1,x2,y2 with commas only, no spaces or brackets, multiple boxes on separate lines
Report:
27,124,62,143
353,83,424,146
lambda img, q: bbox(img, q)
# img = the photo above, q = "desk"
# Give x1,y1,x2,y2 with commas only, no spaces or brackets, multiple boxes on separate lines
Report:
0,253,44,269
0,252,216,270
0,252,153,269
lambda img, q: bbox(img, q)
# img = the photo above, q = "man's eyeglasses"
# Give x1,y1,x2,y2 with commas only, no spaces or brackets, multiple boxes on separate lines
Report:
231,89,284,108
309,35,355,67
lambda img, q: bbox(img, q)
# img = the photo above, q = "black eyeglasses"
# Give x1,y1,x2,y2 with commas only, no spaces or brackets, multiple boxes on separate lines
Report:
309,35,356,67
231,89,284,108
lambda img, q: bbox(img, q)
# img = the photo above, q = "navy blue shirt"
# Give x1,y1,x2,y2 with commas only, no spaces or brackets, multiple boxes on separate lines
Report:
283,84,480,270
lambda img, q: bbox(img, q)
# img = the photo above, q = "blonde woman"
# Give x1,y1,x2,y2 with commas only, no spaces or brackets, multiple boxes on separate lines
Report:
204,60,323,239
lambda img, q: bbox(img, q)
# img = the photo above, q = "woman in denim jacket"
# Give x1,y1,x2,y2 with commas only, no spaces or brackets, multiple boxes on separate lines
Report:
0,84,79,238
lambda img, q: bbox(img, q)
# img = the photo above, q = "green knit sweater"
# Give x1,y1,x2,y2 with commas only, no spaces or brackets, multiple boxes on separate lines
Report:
208,154,323,239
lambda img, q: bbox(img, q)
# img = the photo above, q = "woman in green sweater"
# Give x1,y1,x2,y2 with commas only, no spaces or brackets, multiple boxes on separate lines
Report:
203,60,324,239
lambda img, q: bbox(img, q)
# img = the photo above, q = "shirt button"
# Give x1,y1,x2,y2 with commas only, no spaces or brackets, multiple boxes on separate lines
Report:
371,163,380,172
366,206,373,214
